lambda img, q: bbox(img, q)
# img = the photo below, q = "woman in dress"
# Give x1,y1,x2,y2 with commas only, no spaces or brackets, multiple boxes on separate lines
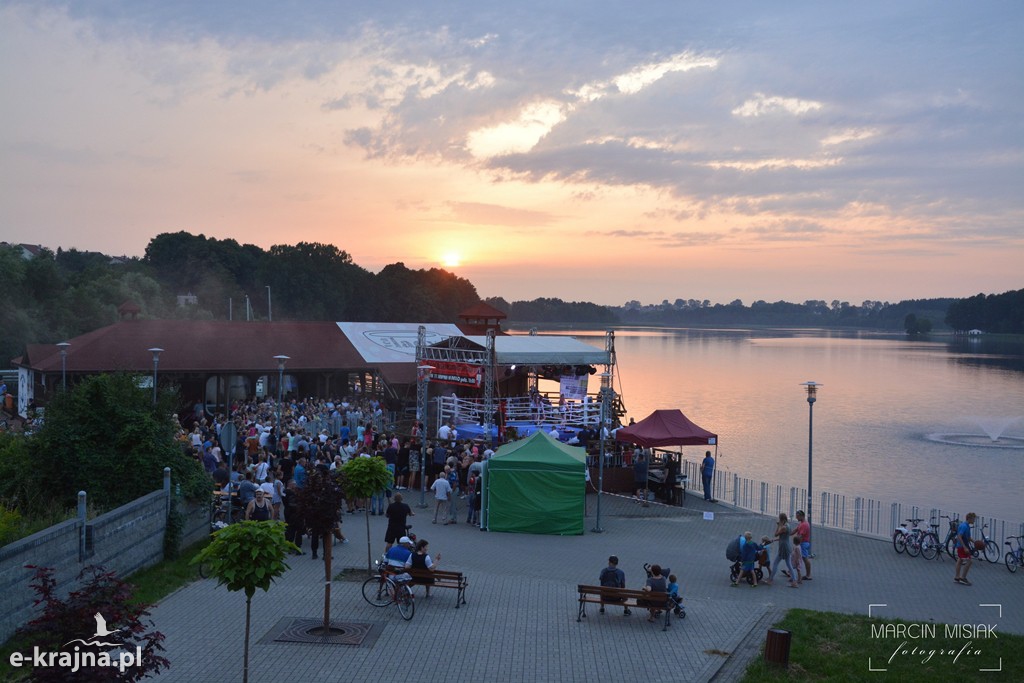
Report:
766,512,798,588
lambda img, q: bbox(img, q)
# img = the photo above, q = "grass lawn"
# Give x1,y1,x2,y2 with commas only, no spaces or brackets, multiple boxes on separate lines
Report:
127,539,210,606
740,609,1023,682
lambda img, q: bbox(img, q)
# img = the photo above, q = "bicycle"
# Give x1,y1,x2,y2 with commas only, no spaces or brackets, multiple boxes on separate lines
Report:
1005,536,1023,573
209,489,242,529
940,515,961,558
919,520,944,561
361,559,415,620
944,519,998,562
976,524,999,564
893,518,926,557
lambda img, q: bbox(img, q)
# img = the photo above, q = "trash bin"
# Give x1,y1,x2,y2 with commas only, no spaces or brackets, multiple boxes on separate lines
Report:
764,628,791,667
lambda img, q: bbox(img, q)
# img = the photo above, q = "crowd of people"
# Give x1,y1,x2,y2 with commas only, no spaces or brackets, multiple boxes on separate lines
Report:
190,394,495,565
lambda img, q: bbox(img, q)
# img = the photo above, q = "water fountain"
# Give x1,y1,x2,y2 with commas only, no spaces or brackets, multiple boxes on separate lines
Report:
925,416,1024,448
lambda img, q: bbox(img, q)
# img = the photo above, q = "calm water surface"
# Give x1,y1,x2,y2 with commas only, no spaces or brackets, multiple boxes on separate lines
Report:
514,327,1024,521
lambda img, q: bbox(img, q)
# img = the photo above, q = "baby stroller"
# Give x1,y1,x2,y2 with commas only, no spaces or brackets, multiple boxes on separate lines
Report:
726,537,771,585
642,563,685,619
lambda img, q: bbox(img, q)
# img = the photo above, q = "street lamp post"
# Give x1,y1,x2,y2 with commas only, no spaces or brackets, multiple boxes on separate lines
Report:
800,381,821,528
274,355,290,442
592,372,613,533
266,286,272,322
148,348,164,406
56,342,70,391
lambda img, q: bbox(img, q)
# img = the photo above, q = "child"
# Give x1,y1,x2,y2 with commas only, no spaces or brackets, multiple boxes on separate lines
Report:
667,574,684,616
732,531,762,587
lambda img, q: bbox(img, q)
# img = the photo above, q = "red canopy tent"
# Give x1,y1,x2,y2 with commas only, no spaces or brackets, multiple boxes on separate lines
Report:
616,409,717,448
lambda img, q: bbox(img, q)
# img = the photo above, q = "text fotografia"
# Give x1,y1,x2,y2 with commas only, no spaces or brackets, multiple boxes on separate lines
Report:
9,646,144,673
871,622,997,665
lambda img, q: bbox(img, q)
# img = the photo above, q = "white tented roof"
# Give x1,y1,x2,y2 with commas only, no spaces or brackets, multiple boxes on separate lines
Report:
463,335,609,365
337,322,464,363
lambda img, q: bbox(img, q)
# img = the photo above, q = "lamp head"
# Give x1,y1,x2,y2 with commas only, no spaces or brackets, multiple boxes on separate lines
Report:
800,381,820,403
273,354,290,370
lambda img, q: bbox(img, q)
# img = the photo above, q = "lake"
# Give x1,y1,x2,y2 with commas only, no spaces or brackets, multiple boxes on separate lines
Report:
513,327,1024,522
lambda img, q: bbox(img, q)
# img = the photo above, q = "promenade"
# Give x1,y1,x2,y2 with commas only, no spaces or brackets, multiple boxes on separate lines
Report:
149,493,1024,683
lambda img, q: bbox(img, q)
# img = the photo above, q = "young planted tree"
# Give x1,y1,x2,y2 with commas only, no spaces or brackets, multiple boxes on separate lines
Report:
294,468,346,632
340,456,393,572
190,521,294,683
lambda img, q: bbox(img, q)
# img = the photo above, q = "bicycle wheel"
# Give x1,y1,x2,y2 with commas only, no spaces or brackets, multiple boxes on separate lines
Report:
362,576,395,607
893,532,906,554
1006,552,1018,573
905,534,921,557
396,584,415,621
920,533,940,561
983,541,999,564
945,535,957,558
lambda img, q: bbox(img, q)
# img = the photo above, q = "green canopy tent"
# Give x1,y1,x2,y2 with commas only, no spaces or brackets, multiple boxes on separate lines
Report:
481,430,587,535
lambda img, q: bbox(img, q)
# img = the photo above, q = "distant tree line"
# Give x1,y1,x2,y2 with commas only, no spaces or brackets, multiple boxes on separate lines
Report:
610,297,959,332
0,232,479,368
484,296,618,325
3,233,1020,370
944,289,1024,334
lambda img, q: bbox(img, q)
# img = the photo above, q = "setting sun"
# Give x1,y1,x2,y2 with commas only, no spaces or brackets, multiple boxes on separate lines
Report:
442,252,462,268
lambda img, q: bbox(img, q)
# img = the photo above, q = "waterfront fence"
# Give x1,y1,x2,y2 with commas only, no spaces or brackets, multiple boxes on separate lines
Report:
680,459,1024,550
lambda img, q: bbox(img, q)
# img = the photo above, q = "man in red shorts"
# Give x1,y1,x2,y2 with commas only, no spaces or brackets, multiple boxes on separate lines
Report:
954,511,977,585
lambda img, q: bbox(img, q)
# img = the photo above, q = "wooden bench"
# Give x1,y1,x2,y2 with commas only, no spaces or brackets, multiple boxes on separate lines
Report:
405,568,468,608
577,585,672,630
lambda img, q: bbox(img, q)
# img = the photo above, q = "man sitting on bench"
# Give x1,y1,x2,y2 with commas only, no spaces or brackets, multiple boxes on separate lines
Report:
598,555,631,615
384,536,415,572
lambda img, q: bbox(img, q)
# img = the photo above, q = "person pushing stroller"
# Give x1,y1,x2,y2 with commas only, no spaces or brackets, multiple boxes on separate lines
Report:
731,531,770,587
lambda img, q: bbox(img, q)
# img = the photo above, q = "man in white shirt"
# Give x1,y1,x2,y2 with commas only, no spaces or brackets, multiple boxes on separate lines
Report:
437,423,452,442
431,468,453,524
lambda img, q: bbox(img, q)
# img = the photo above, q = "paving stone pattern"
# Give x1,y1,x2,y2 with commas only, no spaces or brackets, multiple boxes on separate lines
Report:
148,494,1024,683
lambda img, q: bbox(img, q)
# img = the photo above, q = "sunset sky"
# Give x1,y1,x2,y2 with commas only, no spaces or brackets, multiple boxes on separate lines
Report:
1,1,1021,306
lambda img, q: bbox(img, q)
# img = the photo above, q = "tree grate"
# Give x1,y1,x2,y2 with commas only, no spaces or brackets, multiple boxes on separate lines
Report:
260,618,382,647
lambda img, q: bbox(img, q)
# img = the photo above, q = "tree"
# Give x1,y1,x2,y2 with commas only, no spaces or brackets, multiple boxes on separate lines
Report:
12,565,169,682
904,313,933,336
33,373,209,512
190,522,295,683
341,457,393,572
295,469,346,631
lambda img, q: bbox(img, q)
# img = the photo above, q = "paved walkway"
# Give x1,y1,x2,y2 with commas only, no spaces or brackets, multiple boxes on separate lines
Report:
149,492,1024,683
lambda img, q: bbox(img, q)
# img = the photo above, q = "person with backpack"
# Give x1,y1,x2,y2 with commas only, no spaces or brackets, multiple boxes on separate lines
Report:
598,555,631,615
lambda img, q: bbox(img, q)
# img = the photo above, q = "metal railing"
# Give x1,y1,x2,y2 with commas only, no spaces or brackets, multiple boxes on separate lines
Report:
681,459,1024,549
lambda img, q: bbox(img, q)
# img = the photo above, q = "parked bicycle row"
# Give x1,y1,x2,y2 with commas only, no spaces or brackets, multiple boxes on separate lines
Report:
892,514,1023,574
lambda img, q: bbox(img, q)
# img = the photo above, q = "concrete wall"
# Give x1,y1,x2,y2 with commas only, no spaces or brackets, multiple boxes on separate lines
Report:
181,499,210,549
87,490,168,579
0,482,210,644
0,518,83,645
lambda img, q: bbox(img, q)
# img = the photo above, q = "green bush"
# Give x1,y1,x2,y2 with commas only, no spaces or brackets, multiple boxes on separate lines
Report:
0,505,22,545
34,373,208,510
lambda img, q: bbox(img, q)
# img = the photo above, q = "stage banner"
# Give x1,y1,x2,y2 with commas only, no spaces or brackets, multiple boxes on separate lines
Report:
559,375,588,399
430,361,483,388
